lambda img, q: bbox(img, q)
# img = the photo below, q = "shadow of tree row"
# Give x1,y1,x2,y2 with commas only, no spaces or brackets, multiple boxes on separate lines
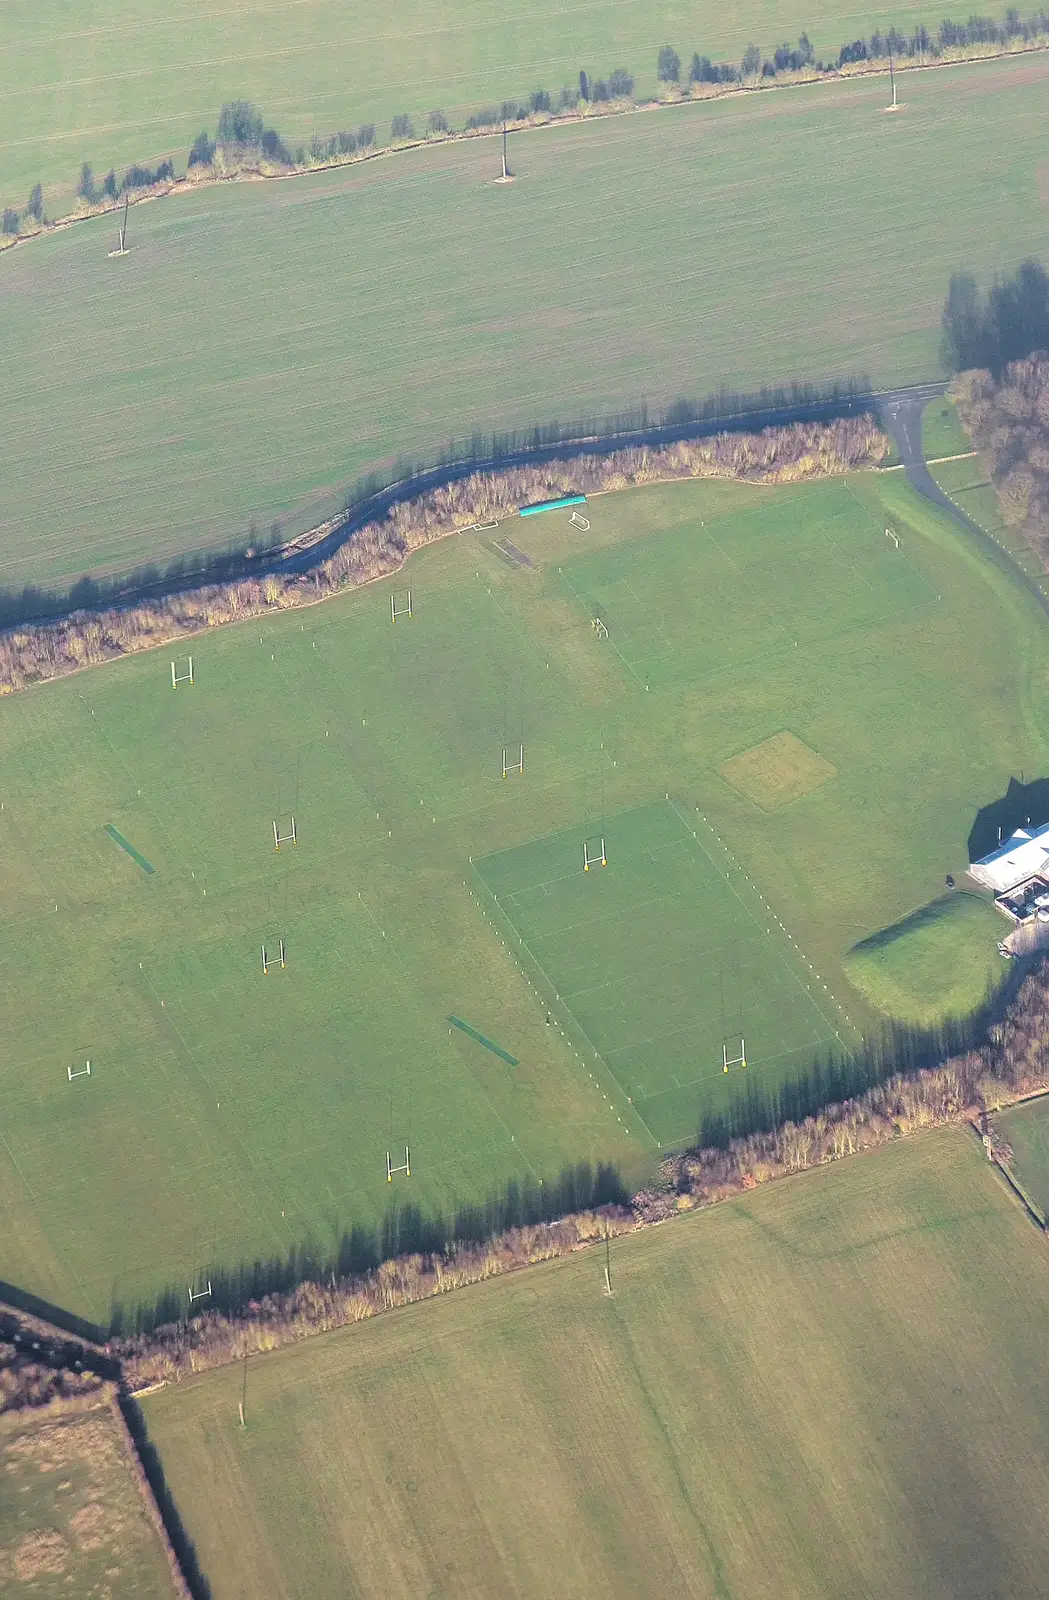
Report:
0,376,873,631
108,1160,630,1339
696,987,1010,1149
109,983,1010,1340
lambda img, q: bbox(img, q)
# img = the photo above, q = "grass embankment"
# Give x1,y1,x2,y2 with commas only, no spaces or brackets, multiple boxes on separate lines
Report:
922,395,972,459
140,1128,1049,1600
997,1096,1049,1218
845,891,1004,1025
0,470,1045,1325
0,0,978,217
928,453,1049,588
5,54,1049,587
0,1400,175,1599
921,392,1049,587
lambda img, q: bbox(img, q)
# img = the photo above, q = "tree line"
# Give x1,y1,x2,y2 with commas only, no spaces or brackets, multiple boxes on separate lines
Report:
109,949,1048,1362
6,7,1049,240
0,378,873,637
951,351,1049,565
656,4,1049,88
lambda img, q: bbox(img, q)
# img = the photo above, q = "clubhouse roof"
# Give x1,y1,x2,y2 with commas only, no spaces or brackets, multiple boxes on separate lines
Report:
969,822,1049,894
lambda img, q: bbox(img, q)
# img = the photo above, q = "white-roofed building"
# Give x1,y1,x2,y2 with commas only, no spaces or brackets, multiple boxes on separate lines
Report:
969,822,1049,895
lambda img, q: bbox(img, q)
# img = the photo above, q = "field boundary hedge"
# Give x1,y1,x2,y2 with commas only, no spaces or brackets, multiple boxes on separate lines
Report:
0,1343,198,1600
6,969,1049,1600
3,32,1048,249
104,960,1049,1390
0,412,886,696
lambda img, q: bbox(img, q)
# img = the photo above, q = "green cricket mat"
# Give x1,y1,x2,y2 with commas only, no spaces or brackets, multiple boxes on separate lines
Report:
104,824,155,874
448,1015,518,1066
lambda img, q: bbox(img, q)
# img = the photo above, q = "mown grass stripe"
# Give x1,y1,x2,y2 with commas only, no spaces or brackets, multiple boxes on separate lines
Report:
448,1015,517,1066
104,824,155,874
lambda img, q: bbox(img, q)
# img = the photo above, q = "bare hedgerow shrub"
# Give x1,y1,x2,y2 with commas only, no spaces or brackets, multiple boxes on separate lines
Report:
113,962,1049,1393
952,356,1049,565
0,416,886,699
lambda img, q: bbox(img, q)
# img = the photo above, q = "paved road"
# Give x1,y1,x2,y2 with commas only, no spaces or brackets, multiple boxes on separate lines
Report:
876,380,1049,621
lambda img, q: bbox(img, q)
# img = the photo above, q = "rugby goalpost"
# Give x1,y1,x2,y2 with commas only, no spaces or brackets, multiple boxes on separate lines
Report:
391,590,412,622
273,817,297,850
171,656,194,688
68,1059,91,1082
722,1038,747,1073
502,744,524,779
386,1146,411,1182
583,837,606,872
261,940,286,974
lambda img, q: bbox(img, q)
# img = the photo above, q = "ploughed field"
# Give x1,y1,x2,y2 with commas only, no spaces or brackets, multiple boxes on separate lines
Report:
139,1128,1049,1600
0,468,1045,1326
3,0,974,215
4,54,1049,588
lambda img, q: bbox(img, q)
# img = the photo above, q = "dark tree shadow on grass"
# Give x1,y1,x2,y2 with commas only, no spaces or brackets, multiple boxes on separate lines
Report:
968,777,1049,862
108,1160,630,1338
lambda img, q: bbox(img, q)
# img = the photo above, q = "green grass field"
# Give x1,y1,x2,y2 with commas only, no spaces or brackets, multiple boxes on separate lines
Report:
996,1096,1049,1219
844,890,1004,1025
139,1128,1049,1600
1,469,1046,1326
922,395,972,459
0,1403,175,1598
5,55,1049,589
475,800,842,1145
2,0,966,217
